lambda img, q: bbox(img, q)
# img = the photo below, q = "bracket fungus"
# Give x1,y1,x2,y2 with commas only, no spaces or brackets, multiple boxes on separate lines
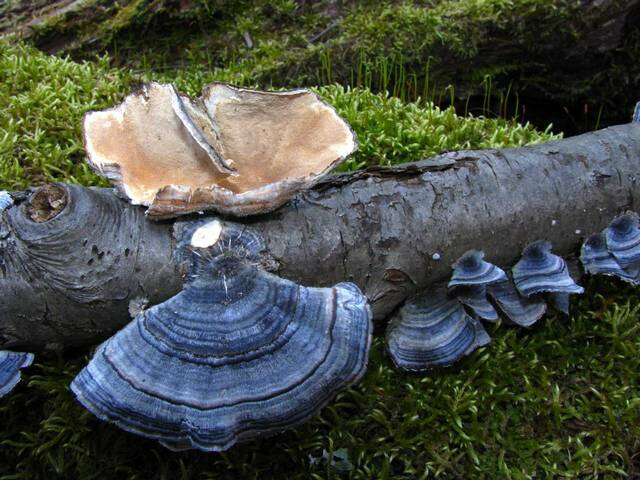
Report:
448,250,506,322
487,280,547,327
455,286,499,322
386,289,489,371
71,222,372,451
0,351,33,397
84,82,357,218
604,212,640,269
581,232,639,284
512,241,584,298
448,250,507,288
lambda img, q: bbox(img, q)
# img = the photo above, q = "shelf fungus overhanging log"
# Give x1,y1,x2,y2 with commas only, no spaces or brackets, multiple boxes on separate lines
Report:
0,351,33,398
580,232,639,283
385,288,490,371
512,241,584,314
83,82,357,218
604,213,640,268
71,220,372,451
448,250,507,322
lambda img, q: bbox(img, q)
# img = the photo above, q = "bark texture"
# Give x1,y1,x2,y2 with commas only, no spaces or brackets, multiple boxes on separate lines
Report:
1,123,639,351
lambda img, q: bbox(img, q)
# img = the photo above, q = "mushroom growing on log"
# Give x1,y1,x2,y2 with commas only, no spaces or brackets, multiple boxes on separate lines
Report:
83,83,356,218
1,120,639,352
1,91,640,448
71,225,371,451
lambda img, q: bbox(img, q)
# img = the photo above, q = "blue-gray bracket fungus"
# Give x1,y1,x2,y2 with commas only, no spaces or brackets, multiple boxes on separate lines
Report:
0,191,12,211
83,82,357,219
604,213,640,269
512,241,584,313
71,225,372,452
455,285,499,322
0,351,33,397
386,289,489,371
448,250,506,321
633,102,640,123
448,250,507,288
581,232,639,284
487,279,547,327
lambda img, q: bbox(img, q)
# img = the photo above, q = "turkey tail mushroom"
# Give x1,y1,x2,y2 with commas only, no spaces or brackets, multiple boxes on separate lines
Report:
386,289,489,371
0,351,33,398
83,82,357,219
604,213,640,269
512,241,584,313
448,250,507,288
487,279,547,327
386,245,583,372
455,286,499,322
71,224,372,452
580,232,639,284
448,250,506,321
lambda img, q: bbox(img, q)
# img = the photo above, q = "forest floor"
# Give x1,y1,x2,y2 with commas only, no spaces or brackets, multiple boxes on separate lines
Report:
1,1,640,478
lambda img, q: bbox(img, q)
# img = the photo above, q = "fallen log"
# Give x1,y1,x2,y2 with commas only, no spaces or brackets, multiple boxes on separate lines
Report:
1,121,639,351
2,1,639,131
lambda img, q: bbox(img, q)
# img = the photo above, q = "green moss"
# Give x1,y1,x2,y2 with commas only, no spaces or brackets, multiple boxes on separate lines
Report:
0,43,133,190
10,0,639,131
1,279,639,479
0,41,556,191
0,40,636,479
319,85,556,171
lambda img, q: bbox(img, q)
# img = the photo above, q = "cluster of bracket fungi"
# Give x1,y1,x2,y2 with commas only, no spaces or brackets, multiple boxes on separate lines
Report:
386,213,640,371
1,83,639,452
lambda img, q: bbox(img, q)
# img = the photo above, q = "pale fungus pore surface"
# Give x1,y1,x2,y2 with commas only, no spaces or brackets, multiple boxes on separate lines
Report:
70,223,372,452
84,82,357,218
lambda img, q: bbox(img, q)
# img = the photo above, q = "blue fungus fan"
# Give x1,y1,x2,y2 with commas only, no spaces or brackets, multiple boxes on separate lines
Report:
469,317,491,349
386,289,488,371
71,250,372,452
455,285,499,322
0,351,33,398
0,191,12,211
512,241,584,298
487,280,546,327
580,233,639,284
448,250,507,288
604,212,640,268
634,102,640,123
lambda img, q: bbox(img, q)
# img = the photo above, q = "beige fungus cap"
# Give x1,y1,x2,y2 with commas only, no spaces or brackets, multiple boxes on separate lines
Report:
83,82,357,219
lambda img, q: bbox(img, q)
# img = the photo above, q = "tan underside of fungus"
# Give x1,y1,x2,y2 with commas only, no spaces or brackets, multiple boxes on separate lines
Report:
83,82,357,218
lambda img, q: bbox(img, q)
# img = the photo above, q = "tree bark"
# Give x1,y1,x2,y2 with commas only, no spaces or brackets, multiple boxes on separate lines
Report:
1,122,639,351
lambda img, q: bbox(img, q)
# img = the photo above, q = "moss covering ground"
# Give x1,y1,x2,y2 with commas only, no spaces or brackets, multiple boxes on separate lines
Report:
6,0,639,132
0,40,639,479
0,42,554,189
